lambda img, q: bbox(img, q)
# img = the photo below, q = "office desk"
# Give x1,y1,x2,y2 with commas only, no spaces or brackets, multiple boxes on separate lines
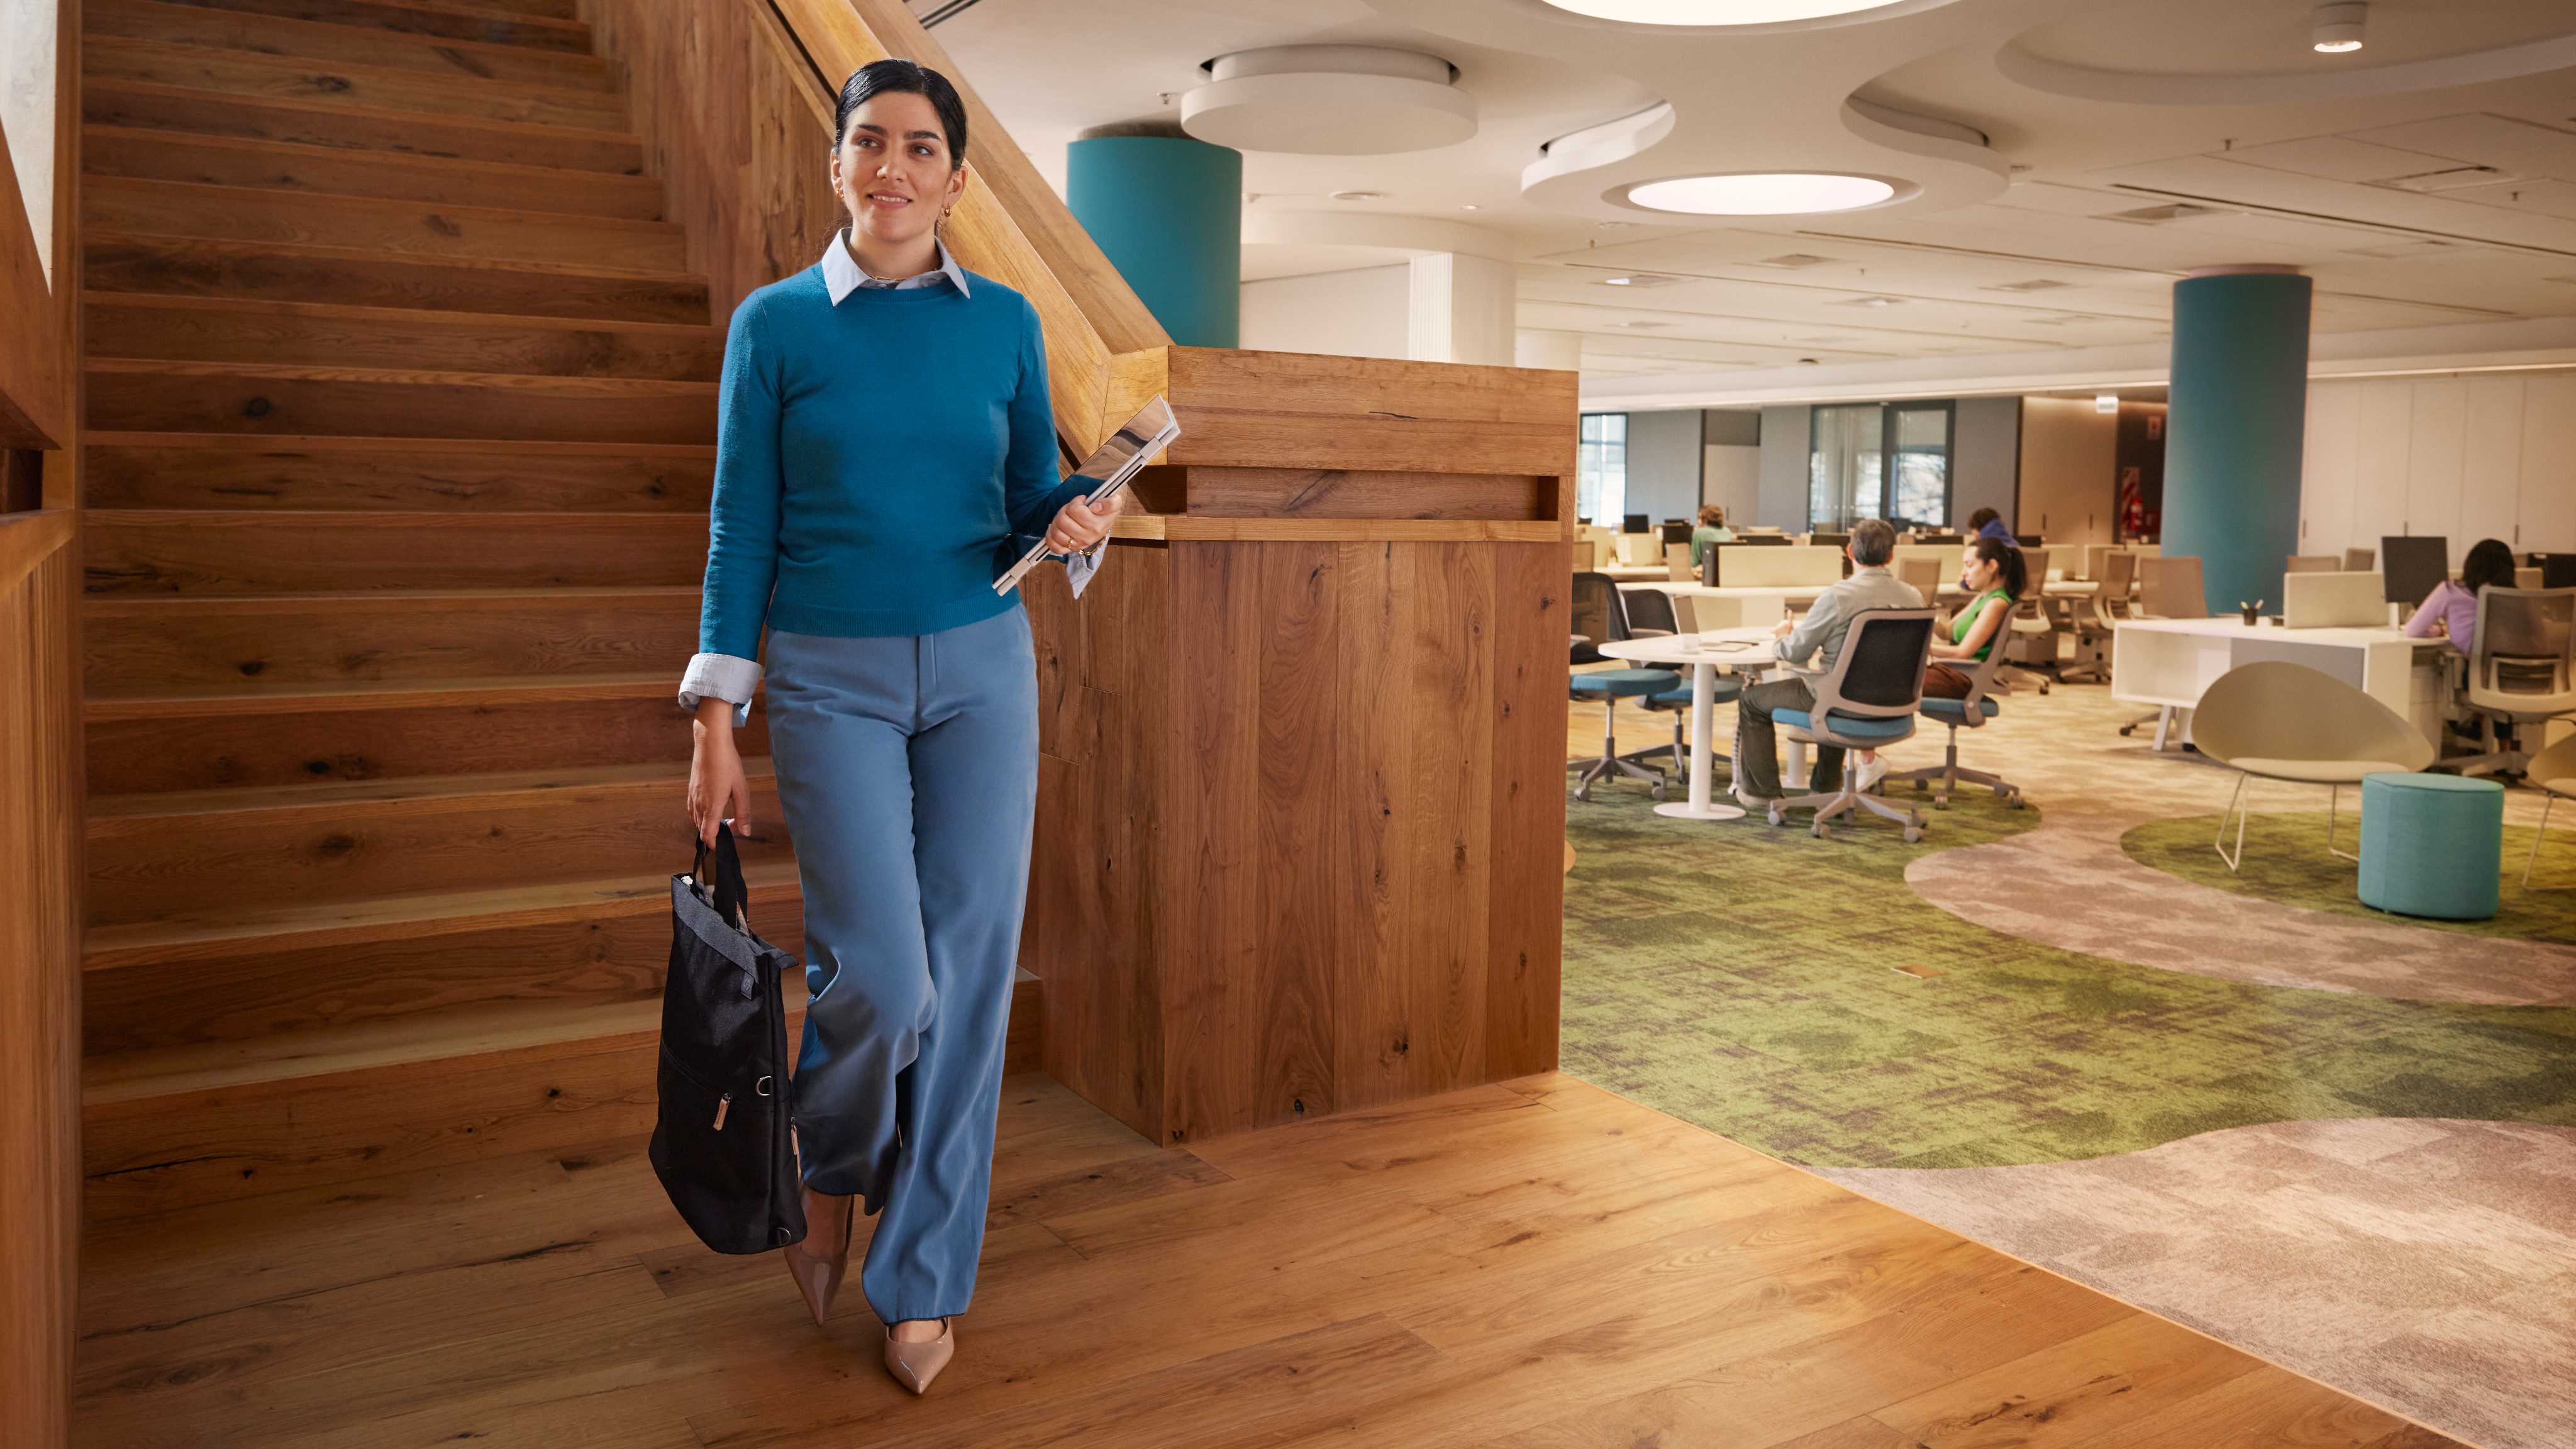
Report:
1596,626,1781,822
2111,618,2448,750
1624,582,1822,630
1597,564,1672,582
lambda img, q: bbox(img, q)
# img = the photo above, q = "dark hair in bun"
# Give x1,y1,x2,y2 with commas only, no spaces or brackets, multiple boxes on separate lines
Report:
833,59,967,168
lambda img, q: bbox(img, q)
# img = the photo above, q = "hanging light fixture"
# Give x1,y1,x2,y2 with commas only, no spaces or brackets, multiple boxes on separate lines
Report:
2312,1,2366,53
1540,0,1906,23
1623,172,1895,215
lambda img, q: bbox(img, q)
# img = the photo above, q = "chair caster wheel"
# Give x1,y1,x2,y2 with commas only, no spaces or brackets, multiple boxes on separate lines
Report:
1903,826,1923,843
1766,806,1785,827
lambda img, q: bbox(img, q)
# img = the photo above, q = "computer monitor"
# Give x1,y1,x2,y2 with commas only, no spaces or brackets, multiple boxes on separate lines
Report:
1738,534,1790,547
1658,521,1693,547
1623,513,1651,535
1809,531,1850,551
2380,535,2450,606
2539,553,2576,590
2014,533,2043,547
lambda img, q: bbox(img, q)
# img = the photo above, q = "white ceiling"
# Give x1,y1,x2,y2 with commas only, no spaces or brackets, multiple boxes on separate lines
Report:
918,0,2576,386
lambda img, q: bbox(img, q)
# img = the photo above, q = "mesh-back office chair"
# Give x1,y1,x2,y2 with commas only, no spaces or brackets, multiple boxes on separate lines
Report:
2518,733,2576,889
1664,543,1695,582
1896,555,1944,601
1568,572,1681,801
2068,550,2136,686
1765,609,1938,841
2121,555,2207,747
1999,547,2056,693
1884,592,2026,809
2287,555,2341,574
2345,547,2377,572
2453,587,2576,778
2193,660,2434,871
1621,586,1743,777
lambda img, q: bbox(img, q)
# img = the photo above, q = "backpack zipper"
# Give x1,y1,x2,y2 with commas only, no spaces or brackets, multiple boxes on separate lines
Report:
713,1093,732,1130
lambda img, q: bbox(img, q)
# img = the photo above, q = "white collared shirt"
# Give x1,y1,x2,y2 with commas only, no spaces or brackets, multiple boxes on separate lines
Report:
676,230,1105,726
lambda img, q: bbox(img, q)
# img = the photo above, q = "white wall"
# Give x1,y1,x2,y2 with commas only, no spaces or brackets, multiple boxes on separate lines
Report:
1624,409,1702,525
1239,265,1410,360
1703,444,1760,526
2301,373,2576,565
1407,253,1515,367
3,0,58,282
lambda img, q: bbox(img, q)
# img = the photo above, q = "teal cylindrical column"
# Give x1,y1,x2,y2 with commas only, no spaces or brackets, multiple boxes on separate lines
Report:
2163,266,2312,614
1066,127,1240,347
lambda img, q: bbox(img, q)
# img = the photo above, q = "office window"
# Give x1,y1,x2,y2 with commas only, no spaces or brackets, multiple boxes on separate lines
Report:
1577,413,1628,528
1887,403,1952,530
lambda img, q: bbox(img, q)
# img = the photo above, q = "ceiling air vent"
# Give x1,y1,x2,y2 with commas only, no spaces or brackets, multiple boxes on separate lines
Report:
1748,253,1836,269
2344,238,2459,258
1596,272,1688,288
1982,278,2070,292
2099,202,2224,224
2375,165,2514,194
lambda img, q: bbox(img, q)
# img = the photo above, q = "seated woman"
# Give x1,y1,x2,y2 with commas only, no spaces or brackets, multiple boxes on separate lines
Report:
1689,503,1735,565
2406,537,2516,653
1854,537,2023,790
1965,506,2015,546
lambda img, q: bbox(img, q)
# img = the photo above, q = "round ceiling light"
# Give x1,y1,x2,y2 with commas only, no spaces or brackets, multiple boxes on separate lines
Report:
1182,47,1475,155
1623,172,1896,215
2311,1,2365,52
1538,0,1908,25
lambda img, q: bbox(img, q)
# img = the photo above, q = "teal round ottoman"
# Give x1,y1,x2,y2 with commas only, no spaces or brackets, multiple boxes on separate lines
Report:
2358,772,2504,920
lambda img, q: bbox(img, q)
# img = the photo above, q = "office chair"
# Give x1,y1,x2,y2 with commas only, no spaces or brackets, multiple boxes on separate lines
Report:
2066,549,2135,687
1621,586,1742,777
2518,733,2576,889
2345,547,2376,572
2193,661,2434,872
1999,547,2055,694
1764,609,1937,841
1664,543,1695,582
2120,555,2207,748
1896,555,1944,603
1884,598,2024,810
2286,555,2341,574
1568,572,1681,801
2452,586,2576,779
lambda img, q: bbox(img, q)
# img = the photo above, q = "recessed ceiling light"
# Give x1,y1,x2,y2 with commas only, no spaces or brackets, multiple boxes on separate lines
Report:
2095,394,2119,413
1538,0,1907,25
1982,278,2070,293
1624,173,1895,215
1330,189,1386,202
1839,295,1899,308
1748,253,1836,269
1598,272,1686,288
2312,1,2365,52
1459,203,1482,211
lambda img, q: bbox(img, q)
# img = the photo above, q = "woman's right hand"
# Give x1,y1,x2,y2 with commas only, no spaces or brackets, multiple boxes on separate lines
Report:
687,702,751,848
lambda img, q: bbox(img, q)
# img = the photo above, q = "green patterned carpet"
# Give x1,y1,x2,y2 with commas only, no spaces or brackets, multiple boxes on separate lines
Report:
2123,811,2576,945
1560,782,2576,1170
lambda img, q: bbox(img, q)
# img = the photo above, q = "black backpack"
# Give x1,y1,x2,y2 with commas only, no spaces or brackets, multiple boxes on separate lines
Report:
650,823,809,1254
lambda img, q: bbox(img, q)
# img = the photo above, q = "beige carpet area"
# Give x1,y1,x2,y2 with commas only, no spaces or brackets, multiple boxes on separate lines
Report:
1564,674,2575,1449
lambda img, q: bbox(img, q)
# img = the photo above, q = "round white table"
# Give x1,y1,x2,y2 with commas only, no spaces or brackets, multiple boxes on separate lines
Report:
1596,625,1782,821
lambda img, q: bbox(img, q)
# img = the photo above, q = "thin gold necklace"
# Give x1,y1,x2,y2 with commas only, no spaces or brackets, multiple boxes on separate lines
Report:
847,236,930,284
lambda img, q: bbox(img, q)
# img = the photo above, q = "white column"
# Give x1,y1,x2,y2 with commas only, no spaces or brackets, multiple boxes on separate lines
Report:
1406,252,1516,367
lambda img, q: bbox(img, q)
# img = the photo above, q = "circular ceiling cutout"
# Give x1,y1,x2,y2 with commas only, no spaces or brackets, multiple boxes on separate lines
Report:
1998,0,2576,103
1538,0,1907,23
1621,172,1899,214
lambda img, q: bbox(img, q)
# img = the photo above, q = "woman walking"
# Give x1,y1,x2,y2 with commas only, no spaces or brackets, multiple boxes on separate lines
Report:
677,59,1115,1395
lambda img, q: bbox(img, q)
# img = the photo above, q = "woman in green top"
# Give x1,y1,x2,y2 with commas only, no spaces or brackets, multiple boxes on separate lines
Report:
1924,535,2025,697
1689,503,1735,565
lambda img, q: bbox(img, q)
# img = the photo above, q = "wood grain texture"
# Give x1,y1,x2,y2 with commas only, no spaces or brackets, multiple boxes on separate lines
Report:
84,293,718,379
107,0,596,51
86,0,611,84
82,433,713,511
86,34,627,128
84,233,708,321
83,358,714,440
1177,467,1560,521
82,126,667,218
84,508,704,593
65,1072,2456,1447
85,174,688,267
83,82,647,171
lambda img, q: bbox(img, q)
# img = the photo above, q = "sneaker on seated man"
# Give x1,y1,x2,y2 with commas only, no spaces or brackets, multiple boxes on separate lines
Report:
1730,517,1923,806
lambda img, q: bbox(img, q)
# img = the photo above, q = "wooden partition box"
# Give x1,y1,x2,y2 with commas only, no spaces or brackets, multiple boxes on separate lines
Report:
1021,347,1575,1145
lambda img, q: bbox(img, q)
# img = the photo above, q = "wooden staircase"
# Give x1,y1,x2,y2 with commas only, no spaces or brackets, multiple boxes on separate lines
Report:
73,0,1032,1221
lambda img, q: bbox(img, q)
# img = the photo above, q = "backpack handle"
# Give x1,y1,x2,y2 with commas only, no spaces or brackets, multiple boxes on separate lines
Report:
692,820,752,932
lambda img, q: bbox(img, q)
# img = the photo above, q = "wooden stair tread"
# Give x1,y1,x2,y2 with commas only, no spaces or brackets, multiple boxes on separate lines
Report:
82,126,667,219
160,0,585,29
82,82,649,172
84,430,713,457
84,291,712,340
81,79,639,147
86,0,609,80
82,669,700,721
84,997,667,1102
85,234,701,287
86,175,686,240
86,581,697,615
86,356,714,397
84,858,799,969
89,755,771,819
86,33,626,106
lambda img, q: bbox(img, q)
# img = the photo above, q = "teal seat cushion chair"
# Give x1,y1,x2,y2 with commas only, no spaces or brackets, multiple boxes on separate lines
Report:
1570,668,1684,801
1920,697,2000,724
1770,707,1915,743
2358,771,2506,921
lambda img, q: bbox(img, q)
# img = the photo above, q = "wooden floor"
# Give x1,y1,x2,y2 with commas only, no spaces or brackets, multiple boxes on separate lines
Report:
72,1071,2453,1449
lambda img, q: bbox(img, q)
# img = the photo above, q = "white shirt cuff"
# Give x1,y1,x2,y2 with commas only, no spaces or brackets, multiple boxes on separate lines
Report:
1066,537,1109,599
678,651,760,729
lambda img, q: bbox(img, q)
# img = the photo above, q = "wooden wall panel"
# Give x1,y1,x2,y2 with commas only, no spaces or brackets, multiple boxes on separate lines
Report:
2,537,84,1449
1482,542,1568,1079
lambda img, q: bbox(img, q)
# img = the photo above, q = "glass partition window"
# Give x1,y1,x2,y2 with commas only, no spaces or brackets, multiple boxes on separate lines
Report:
1887,403,1951,530
1809,402,1951,531
1808,405,1882,532
1577,412,1628,528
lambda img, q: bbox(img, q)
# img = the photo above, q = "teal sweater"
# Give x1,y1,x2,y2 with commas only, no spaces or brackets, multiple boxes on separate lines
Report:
697,265,1087,657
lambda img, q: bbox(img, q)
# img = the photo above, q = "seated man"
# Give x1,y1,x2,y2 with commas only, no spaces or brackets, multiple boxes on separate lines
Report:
1732,517,1923,806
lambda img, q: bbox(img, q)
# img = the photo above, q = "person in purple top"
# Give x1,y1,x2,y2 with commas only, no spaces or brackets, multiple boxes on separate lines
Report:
1966,507,2016,545
2406,538,2516,655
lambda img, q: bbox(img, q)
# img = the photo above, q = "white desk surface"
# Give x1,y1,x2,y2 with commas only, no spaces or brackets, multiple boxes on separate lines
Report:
1594,626,1782,667
1596,564,1672,581
2113,617,2429,648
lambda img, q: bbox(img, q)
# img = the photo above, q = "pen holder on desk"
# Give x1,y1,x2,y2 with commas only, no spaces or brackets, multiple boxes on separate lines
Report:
2238,600,2263,625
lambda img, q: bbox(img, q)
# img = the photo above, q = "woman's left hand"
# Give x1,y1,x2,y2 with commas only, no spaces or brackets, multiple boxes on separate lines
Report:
1043,489,1123,556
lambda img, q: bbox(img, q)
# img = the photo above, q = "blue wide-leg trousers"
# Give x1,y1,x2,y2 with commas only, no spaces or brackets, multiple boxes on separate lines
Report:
760,606,1036,1324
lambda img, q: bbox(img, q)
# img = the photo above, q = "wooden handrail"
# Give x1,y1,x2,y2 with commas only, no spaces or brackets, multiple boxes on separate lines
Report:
766,0,1170,457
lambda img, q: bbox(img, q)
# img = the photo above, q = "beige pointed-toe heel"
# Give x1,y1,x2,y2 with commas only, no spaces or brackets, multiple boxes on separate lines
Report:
882,1317,954,1395
781,1186,853,1327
